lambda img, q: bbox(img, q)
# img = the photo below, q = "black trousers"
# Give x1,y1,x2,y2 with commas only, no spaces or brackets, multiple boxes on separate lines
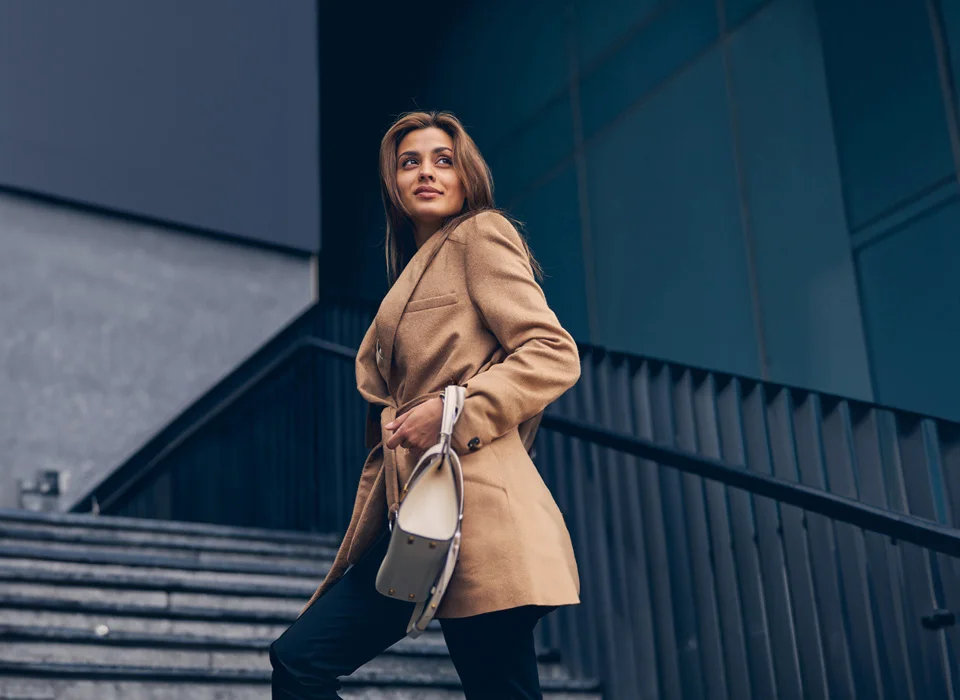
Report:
270,531,545,699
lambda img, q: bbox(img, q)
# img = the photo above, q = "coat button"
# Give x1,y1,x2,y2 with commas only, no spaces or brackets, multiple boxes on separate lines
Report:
468,437,481,451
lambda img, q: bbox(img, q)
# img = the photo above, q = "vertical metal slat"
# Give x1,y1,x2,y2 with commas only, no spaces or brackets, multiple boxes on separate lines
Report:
556,380,601,680
820,401,886,698
714,376,778,700
875,411,932,696
576,353,625,699
765,388,829,699
631,360,684,700
933,424,960,677
850,406,916,700
739,381,804,699
895,416,955,699
790,393,857,699
602,355,660,699
650,363,707,699
691,371,754,700
673,368,729,700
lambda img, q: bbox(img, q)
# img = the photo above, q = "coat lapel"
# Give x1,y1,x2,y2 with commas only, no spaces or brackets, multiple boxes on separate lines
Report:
377,227,455,389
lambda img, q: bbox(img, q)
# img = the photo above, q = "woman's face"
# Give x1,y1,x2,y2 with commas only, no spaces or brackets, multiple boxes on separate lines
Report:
396,127,465,231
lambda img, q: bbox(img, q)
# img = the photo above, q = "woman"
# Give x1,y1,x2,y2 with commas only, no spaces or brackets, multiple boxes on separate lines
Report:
269,111,582,699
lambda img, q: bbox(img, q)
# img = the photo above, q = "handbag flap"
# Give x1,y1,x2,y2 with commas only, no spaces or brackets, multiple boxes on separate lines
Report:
396,455,458,540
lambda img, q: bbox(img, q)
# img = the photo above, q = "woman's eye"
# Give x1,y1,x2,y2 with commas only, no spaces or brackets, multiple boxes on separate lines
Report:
438,156,453,165
401,158,417,167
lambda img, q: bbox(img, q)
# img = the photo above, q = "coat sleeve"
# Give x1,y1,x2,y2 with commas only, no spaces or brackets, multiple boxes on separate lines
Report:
450,212,581,454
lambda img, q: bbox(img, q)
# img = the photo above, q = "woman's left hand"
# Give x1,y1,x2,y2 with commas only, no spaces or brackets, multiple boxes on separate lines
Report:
384,397,444,454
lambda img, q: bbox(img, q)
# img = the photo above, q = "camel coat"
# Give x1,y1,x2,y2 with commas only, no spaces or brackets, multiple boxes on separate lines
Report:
301,211,582,619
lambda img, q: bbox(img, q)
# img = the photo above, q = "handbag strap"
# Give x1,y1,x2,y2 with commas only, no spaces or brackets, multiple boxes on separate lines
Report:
405,386,466,636
390,386,466,531
403,385,465,484
438,385,465,456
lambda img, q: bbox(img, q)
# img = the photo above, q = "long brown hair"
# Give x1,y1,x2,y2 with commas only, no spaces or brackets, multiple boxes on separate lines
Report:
379,110,543,287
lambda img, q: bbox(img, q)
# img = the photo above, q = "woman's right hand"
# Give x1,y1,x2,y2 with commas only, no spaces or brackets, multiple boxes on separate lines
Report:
383,397,444,455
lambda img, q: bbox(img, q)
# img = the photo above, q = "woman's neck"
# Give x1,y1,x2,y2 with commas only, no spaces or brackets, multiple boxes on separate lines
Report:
413,220,442,250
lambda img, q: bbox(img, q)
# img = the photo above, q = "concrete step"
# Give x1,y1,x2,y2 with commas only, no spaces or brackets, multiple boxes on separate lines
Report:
0,606,291,644
0,563,316,599
0,606,450,650
0,622,557,661
0,541,331,579
0,519,338,563
0,595,448,640
0,583,303,619
0,537,327,577
0,508,340,548
0,509,602,698
0,624,571,681
0,594,311,625
0,671,601,700
0,555,320,590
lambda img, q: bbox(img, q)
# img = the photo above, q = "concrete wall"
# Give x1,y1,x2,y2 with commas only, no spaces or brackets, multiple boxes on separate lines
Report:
0,0,320,252
0,191,313,508
395,0,960,422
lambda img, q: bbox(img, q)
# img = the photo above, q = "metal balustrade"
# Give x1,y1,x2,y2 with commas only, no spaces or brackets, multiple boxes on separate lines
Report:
70,299,960,699
538,352,959,699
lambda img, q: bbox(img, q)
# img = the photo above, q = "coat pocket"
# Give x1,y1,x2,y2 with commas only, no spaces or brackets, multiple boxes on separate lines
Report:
406,292,458,313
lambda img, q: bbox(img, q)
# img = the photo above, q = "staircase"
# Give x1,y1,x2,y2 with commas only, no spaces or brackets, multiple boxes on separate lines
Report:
0,508,601,699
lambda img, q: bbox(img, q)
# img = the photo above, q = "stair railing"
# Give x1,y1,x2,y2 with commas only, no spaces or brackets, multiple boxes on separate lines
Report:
68,299,960,699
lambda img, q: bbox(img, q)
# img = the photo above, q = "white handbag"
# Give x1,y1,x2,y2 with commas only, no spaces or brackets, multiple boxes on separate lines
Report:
375,385,466,637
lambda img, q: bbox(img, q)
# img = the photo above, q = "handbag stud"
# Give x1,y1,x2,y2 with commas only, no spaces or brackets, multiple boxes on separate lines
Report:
388,588,395,595
408,535,415,544
429,541,437,549
409,593,416,600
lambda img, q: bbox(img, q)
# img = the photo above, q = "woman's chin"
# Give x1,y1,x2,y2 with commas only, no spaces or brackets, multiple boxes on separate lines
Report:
411,205,457,223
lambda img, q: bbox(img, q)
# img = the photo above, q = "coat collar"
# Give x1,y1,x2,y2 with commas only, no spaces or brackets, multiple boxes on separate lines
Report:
377,225,456,389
